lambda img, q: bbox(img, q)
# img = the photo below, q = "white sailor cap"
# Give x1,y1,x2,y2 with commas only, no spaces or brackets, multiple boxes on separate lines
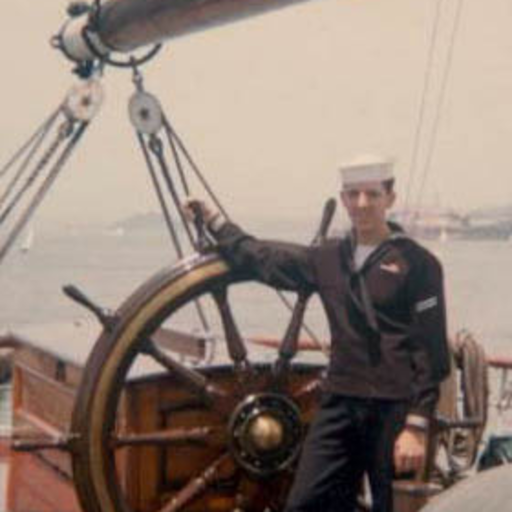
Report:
339,155,394,187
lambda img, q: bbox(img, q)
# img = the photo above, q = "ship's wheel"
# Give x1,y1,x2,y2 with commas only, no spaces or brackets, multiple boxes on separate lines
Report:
70,251,325,512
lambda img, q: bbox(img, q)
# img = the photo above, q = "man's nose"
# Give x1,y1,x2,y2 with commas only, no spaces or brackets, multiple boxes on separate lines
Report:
356,192,369,207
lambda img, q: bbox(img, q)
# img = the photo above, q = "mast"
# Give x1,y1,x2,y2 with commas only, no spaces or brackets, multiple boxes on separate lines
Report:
97,0,316,52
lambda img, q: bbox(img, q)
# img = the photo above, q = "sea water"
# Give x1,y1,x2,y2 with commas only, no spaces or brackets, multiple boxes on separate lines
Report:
1,221,511,349
0,220,511,429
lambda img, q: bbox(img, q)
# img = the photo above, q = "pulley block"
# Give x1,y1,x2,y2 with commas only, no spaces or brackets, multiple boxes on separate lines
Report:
128,91,163,135
64,78,104,121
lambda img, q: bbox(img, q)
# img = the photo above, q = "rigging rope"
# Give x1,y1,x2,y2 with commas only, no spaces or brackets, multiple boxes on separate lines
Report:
0,120,89,266
128,68,211,334
166,123,326,351
435,330,488,480
412,0,466,218
0,111,59,217
161,114,325,351
163,118,190,197
163,124,209,250
0,118,71,226
0,109,60,180
0,78,102,265
147,136,204,254
162,117,231,221
455,330,488,467
403,0,445,213
136,133,182,251
128,68,326,355
148,135,211,332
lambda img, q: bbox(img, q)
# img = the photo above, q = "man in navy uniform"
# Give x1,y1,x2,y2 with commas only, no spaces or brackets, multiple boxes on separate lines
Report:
186,155,450,512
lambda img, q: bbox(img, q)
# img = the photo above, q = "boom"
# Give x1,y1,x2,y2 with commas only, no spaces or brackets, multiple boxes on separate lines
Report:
97,0,318,52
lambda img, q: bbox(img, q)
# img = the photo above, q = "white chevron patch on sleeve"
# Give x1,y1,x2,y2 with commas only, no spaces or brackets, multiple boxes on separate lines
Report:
415,296,438,313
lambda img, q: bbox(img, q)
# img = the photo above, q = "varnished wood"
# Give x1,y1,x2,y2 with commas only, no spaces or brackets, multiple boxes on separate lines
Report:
7,452,81,512
212,286,250,371
113,426,212,447
126,384,162,511
8,315,462,512
272,292,311,386
143,340,229,402
159,453,233,512
12,435,73,452
15,364,76,430
9,255,326,512
98,0,317,51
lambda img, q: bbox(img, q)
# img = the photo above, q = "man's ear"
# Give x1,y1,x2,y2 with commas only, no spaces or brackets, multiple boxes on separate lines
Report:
386,191,396,209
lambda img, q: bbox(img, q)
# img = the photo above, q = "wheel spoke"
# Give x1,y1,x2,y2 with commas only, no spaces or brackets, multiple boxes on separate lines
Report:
212,286,252,373
272,292,310,387
70,253,326,512
142,340,229,402
158,453,234,512
292,376,322,403
12,434,77,452
111,426,218,448
235,470,292,511
152,326,207,361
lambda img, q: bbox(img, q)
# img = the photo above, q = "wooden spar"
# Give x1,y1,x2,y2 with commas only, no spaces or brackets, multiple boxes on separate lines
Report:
97,0,316,52
248,336,322,352
249,336,512,370
486,355,512,369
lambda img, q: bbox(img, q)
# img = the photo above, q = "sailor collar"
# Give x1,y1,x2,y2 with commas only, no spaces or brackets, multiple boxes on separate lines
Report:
344,222,410,275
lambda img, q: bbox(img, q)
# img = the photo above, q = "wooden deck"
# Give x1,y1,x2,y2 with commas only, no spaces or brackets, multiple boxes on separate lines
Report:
9,320,101,367
2,319,324,512
1,318,211,512
1,320,510,512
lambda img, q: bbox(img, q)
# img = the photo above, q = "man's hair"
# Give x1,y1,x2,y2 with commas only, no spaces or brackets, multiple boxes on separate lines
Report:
383,178,395,193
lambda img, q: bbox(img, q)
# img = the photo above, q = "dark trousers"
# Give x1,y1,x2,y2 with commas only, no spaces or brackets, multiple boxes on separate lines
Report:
284,393,407,512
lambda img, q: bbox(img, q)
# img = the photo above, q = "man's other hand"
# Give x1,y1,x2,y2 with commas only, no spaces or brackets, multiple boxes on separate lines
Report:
393,427,427,476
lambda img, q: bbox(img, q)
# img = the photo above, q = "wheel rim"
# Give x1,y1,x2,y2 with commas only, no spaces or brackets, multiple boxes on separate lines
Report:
71,252,323,512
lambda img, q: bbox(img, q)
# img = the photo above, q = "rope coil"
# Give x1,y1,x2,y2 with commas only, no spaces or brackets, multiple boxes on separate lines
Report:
435,330,488,480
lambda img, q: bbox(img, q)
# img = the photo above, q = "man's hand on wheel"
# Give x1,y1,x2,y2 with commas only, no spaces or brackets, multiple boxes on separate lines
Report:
182,197,217,224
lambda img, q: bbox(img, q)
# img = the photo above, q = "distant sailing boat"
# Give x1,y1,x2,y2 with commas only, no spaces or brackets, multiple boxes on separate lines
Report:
20,226,34,254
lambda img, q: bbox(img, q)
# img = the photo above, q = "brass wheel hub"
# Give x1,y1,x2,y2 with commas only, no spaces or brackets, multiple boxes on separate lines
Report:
229,393,302,477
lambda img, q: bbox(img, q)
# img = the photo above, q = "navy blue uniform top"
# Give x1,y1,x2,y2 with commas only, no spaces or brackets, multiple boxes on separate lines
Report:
212,221,451,420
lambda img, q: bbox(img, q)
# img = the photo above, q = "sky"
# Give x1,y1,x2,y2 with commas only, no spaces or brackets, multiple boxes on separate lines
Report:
0,0,511,228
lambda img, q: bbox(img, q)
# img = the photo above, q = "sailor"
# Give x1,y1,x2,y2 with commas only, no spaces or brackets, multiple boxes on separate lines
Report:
184,155,451,512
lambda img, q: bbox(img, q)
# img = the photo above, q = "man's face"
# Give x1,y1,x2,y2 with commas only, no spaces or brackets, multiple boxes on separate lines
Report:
340,181,395,234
